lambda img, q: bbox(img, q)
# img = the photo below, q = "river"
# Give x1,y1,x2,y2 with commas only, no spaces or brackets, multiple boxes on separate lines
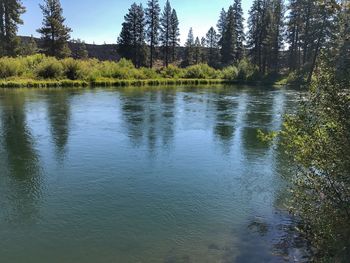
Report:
0,85,304,263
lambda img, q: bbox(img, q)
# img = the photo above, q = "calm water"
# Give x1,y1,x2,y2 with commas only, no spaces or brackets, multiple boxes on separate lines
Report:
0,86,301,263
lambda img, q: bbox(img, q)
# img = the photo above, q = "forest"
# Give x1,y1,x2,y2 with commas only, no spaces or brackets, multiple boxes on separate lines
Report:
0,0,350,261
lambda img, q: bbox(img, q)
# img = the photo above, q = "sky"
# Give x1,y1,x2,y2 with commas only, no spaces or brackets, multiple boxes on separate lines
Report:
18,0,253,45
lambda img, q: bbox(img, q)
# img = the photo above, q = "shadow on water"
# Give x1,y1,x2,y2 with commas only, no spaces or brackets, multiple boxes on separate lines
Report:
46,91,71,160
0,92,42,223
119,88,176,153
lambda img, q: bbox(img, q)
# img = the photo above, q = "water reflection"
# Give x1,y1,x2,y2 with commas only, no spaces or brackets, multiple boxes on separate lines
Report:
46,91,71,158
0,86,304,262
0,92,42,222
213,91,238,154
241,90,275,157
120,88,176,153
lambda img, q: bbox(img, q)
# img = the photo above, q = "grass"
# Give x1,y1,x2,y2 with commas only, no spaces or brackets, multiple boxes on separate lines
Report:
0,55,288,88
0,78,233,88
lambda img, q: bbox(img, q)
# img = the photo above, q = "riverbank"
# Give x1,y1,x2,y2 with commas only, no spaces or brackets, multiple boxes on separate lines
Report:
0,78,289,88
0,55,293,89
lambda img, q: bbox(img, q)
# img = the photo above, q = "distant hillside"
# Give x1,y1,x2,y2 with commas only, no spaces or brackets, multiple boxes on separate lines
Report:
21,36,120,61
20,36,185,64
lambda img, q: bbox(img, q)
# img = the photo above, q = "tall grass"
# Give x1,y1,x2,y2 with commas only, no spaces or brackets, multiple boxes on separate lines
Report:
0,55,266,87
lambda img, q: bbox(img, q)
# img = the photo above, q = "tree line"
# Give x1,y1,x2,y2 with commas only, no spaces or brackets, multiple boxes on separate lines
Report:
0,0,348,81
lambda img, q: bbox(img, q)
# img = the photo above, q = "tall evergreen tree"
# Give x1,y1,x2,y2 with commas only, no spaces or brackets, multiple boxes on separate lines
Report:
194,36,201,64
160,0,172,66
118,3,147,67
268,0,284,73
205,27,220,67
232,0,245,61
200,37,207,63
247,0,265,73
217,8,227,43
221,5,236,66
183,27,195,66
0,0,25,57
169,8,180,63
247,0,284,74
145,0,160,68
37,0,71,58
287,0,339,81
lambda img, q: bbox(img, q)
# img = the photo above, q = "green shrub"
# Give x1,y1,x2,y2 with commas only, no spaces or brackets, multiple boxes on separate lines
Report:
36,57,64,79
138,67,158,79
0,58,24,78
159,65,184,78
237,59,259,81
61,58,85,80
221,66,238,80
184,64,218,79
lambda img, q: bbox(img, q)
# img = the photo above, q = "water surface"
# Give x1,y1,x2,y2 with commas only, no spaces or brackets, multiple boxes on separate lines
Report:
0,85,301,263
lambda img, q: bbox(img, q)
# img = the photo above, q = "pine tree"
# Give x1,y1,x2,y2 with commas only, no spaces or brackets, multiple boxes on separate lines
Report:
37,0,71,58
286,0,339,81
0,0,25,57
269,0,284,73
169,8,180,63
145,0,160,68
118,3,147,67
248,0,276,74
183,27,195,66
200,37,207,63
232,0,245,61
221,5,236,66
194,37,201,64
287,0,315,71
160,0,172,66
217,8,227,43
205,27,220,67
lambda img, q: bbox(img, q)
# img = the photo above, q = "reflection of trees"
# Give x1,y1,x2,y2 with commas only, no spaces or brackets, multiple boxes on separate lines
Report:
213,92,238,154
120,89,176,153
47,91,71,158
0,93,42,222
241,90,275,156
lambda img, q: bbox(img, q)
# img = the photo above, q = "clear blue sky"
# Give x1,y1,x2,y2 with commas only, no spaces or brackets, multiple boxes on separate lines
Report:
18,0,253,45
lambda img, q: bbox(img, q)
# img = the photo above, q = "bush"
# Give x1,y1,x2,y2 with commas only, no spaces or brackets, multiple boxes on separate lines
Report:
139,67,158,79
183,64,218,79
221,66,238,80
36,57,64,79
159,65,184,78
61,58,85,80
281,64,350,261
237,59,259,81
0,58,24,78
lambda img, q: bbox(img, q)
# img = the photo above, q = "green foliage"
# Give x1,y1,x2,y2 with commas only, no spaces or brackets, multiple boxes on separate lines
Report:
61,58,84,80
0,0,25,57
184,64,218,79
37,0,72,58
36,57,63,79
221,66,238,80
281,63,350,261
159,65,184,78
0,55,280,84
0,57,23,78
237,59,258,81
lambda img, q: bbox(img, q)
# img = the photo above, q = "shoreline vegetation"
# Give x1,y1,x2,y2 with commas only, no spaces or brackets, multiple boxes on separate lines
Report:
0,55,289,88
